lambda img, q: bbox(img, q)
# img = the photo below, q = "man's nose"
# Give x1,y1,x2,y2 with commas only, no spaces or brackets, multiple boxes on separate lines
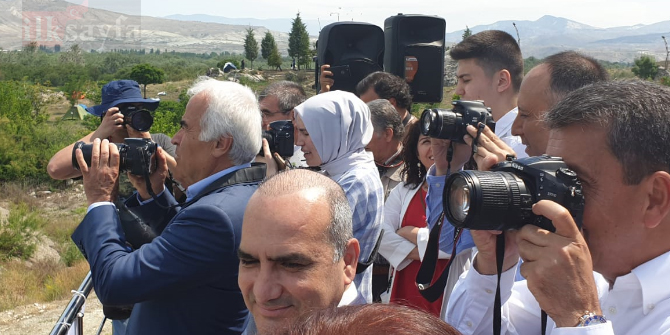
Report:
253,266,283,303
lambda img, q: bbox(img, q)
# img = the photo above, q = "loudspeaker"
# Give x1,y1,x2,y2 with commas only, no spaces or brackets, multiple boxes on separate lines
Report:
384,14,446,103
317,22,384,94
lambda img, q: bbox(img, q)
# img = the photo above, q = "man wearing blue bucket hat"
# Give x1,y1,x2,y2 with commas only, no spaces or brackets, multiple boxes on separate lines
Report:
48,80,176,181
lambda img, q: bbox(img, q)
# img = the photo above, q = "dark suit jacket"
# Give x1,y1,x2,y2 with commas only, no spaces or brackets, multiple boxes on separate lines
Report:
72,173,259,335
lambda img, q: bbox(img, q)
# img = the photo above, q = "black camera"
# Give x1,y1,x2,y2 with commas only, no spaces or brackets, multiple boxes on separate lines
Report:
120,105,154,132
444,155,584,232
260,120,294,158
72,138,158,176
420,100,495,143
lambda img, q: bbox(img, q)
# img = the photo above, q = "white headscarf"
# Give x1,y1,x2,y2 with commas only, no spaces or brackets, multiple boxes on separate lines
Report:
294,90,374,176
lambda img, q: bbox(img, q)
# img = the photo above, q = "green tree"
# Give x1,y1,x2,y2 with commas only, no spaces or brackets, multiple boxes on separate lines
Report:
632,55,659,80
244,27,259,69
129,63,165,98
267,45,283,70
288,13,311,70
261,32,277,60
462,26,472,40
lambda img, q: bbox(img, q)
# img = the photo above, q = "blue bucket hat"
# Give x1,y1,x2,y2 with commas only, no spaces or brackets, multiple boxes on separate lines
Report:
86,80,160,117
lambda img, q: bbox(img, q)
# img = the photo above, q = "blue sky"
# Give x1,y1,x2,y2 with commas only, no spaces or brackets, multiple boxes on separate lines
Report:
67,0,670,32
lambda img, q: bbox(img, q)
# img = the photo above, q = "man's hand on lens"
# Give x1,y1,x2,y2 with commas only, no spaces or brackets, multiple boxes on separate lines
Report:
127,147,169,201
517,200,601,328
319,64,334,94
463,124,517,171
92,107,124,140
256,138,285,177
471,229,520,275
75,138,121,206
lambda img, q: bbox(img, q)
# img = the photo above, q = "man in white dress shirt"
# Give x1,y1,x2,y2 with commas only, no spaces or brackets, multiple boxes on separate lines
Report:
446,80,670,335
449,30,526,158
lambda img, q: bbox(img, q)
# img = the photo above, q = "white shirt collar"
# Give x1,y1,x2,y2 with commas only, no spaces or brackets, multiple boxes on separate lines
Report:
631,250,670,315
494,107,518,138
338,284,361,307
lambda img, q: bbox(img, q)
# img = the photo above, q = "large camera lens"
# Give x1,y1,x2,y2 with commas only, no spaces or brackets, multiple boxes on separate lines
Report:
444,170,531,230
420,109,460,140
125,109,154,132
72,141,125,171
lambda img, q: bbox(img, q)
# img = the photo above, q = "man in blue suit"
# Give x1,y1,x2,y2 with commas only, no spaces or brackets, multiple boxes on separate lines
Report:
71,77,264,335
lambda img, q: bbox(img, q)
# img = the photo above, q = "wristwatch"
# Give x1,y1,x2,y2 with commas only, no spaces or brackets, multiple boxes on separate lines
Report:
578,312,607,327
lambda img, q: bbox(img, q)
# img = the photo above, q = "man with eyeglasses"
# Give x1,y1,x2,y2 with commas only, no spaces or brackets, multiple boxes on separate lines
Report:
257,81,308,170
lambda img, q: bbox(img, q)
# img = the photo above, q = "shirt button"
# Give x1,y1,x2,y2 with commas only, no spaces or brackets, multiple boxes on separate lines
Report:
436,183,441,187
466,321,473,328
608,307,617,314
648,304,655,310
485,289,493,294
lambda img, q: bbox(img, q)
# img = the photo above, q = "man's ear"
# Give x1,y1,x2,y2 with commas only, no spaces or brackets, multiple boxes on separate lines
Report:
496,69,512,94
342,238,360,284
383,127,394,143
288,109,295,121
388,97,398,108
642,171,670,229
212,136,233,158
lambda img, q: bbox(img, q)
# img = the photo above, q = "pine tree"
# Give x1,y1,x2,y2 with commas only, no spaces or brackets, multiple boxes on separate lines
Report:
632,55,659,80
288,13,311,70
462,26,472,40
261,32,277,60
268,44,283,70
244,27,259,69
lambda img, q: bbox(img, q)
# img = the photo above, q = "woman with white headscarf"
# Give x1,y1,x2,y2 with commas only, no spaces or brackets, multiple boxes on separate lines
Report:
294,90,384,304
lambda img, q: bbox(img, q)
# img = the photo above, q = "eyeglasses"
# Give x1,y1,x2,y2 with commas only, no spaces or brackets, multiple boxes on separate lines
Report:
261,109,292,119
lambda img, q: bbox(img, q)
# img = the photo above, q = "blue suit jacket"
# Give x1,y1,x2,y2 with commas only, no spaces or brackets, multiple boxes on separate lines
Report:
72,177,259,335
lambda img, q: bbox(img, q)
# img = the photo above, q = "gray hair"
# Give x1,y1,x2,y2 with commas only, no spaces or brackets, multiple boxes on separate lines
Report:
258,80,307,111
256,169,354,262
187,77,262,165
545,80,670,184
367,99,404,141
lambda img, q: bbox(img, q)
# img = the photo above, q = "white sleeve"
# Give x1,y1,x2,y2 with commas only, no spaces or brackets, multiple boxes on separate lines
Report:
378,185,415,271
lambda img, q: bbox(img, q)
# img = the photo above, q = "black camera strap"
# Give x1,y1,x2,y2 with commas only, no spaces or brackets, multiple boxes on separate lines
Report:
416,211,463,301
356,230,384,274
492,233,549,335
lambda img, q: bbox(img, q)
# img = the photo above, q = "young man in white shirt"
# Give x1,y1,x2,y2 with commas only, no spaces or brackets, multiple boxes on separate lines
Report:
449,30,526,158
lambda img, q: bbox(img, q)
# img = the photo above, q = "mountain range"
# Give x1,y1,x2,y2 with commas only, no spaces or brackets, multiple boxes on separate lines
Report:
1,0,669,63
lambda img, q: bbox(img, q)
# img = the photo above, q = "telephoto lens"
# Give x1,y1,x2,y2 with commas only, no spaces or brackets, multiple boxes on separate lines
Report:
72,138,157,176
444,155,584,232
122,106,154,131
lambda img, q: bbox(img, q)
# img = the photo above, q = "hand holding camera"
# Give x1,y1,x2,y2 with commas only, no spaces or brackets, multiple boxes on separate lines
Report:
463,124,517,171
74,138,121,206
126,146,169,201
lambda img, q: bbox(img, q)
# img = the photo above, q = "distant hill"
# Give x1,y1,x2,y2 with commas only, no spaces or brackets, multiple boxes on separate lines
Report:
446,15,670,62
164,14,331,36
2,1,669,62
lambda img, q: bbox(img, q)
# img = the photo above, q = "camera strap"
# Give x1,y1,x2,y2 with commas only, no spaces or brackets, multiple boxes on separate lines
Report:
356,230,384,274
415,211,463,301
492,233,549,335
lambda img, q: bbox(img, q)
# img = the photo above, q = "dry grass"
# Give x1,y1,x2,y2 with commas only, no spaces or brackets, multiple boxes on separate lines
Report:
0,259,89,312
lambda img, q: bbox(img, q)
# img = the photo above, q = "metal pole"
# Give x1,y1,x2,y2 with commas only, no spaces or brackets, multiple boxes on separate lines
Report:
49,272,93,335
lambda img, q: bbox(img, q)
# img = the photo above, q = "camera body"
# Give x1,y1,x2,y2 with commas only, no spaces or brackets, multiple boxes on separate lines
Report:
420,100,495,143
72,138,158,176
120,105,154,132
260,120,294,158
444,155,584,232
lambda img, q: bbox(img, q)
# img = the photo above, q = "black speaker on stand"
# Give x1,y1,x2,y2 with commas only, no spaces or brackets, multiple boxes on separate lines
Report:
384,14,446,103
317,22,384,94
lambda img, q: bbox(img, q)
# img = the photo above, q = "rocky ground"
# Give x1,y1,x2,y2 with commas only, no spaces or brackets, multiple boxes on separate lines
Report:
0,292,112,335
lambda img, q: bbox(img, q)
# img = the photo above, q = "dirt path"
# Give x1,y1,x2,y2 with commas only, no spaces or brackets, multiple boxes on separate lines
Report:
0,292,112,335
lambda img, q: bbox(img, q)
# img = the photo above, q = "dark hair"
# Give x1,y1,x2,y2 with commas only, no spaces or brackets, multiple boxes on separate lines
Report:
259,80,307,111
543,51,609,105
449,30,523,92
401,121,427,189
368,99,404,141
276,304,462,335
355,72,413,109
545,80,670,184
